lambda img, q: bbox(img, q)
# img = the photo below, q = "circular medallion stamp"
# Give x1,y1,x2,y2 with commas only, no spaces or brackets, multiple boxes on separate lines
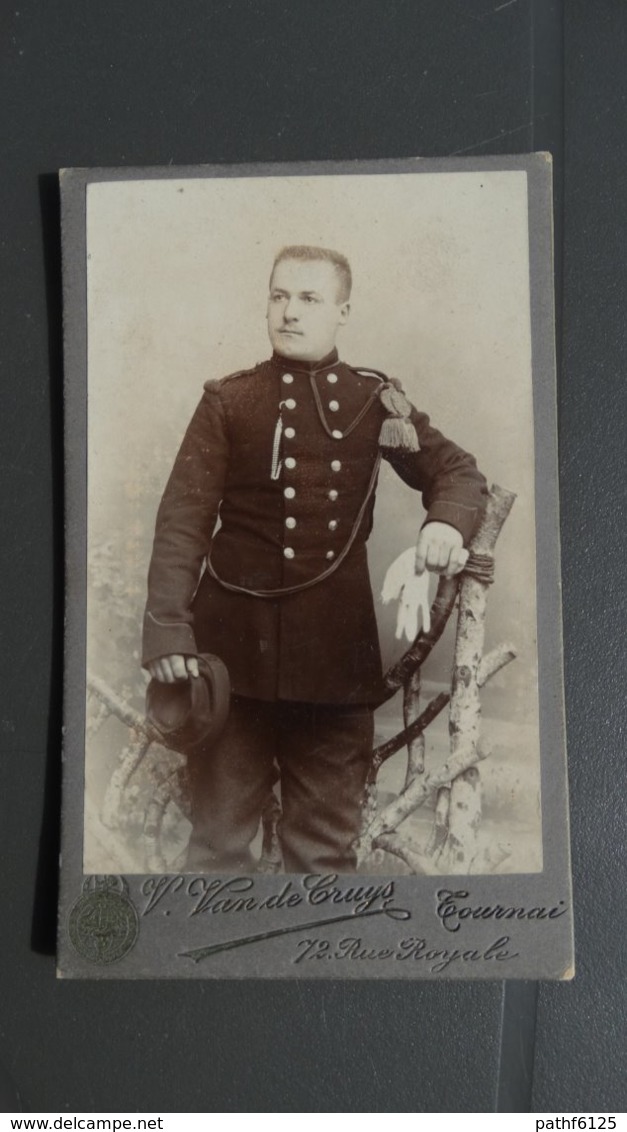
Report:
69,876,139,965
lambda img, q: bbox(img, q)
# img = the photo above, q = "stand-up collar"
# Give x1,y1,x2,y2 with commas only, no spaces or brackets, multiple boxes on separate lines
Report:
269,348,339,375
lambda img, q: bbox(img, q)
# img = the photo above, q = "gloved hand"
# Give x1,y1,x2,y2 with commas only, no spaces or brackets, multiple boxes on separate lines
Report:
381,548,432,642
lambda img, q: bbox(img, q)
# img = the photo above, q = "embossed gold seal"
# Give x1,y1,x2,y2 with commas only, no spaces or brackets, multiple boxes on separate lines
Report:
68,876,139,965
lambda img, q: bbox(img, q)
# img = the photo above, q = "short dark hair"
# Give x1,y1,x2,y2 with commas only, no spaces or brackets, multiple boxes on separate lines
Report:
270,245,352,302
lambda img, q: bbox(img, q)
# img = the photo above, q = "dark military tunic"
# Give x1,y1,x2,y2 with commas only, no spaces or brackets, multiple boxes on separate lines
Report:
142,348,488,704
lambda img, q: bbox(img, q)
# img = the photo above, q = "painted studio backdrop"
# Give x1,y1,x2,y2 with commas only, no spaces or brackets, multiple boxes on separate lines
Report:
84,169,541,875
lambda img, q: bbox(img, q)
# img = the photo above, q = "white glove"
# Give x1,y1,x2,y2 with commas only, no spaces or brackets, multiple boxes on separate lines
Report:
381,547,432,642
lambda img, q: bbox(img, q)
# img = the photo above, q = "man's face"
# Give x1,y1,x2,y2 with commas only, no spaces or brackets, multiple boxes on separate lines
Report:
266,258,350,362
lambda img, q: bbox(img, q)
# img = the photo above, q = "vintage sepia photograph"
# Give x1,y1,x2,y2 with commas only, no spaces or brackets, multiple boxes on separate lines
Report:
81,163,542,879
58,157,572,980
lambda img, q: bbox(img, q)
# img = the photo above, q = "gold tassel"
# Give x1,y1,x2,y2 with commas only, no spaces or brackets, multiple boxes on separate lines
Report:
378,385,420,452
379,415,419,451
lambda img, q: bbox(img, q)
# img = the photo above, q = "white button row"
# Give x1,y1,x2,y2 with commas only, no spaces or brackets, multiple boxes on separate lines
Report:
283,489,339,503
285,547,336,561
284,421,340,439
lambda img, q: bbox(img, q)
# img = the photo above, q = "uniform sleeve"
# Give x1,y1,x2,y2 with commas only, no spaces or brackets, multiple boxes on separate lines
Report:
384,404,489,545
141,386,229,666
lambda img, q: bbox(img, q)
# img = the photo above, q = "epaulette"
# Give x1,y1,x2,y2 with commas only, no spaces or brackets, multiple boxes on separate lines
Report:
203,365,258,393
348,365,405,393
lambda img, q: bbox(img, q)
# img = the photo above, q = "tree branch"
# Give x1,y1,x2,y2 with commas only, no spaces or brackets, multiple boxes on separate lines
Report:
372,642,516,772
381,575,459,699
374,833,441,875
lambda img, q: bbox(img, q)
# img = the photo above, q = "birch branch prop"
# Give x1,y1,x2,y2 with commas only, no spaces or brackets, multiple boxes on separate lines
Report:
424,786,451,857
435,766,482,873
144,772,181,873
359,739,492,859
156,762,191,822
372,692,448,773
424,485,515,873
87,670,159,741
447,485,516,784
374,484,516,766
381,575,459,699
403,667,425,785
101,735,153,830
374,834,442,875
372,642,516,773
89,670,189,837
377,779,512,877
86,697,109,736
361,489,517,869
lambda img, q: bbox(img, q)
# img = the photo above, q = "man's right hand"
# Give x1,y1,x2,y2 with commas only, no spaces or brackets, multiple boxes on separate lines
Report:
147,655,200,683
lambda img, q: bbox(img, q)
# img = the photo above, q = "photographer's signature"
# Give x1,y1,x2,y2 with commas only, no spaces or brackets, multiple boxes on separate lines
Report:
136,873,567,966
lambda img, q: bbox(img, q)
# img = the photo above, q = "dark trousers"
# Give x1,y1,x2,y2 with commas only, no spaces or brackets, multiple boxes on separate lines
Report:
185,696,374,874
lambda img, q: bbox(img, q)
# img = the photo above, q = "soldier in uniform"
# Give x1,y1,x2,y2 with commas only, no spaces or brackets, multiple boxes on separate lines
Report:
142,245,488,874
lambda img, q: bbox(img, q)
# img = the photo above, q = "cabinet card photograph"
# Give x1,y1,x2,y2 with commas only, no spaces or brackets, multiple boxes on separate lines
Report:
59,156,573,979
